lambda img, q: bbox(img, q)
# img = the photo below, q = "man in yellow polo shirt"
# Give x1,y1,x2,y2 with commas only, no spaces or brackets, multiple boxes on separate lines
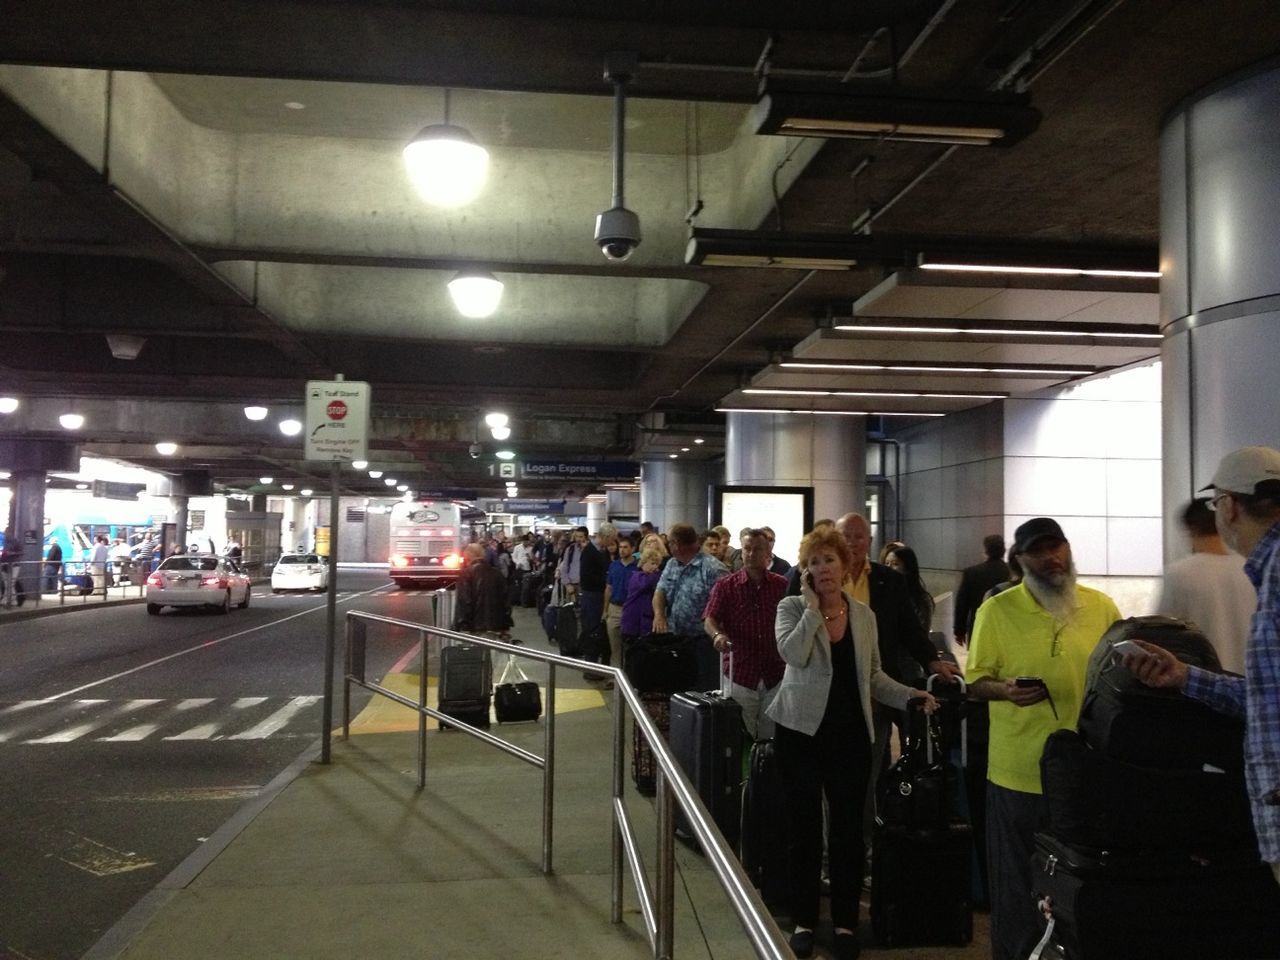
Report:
967,517,1120,960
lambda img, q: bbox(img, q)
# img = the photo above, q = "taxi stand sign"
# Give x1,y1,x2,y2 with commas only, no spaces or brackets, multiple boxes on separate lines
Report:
304,380,371,462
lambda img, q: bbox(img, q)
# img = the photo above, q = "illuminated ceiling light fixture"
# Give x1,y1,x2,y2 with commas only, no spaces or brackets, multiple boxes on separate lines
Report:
368,470,383,478
917,260,1161,279
0,396,19,413
483,411,508,429
506,487,519,497
396,484,409,492
384,477,397,486
59,413,84,430
278,419,303,436
351,460,369,470
281,483,295,491
106,333,147,360
693,437,704,444
155,442,178,456
751,77,1041,147
778,360,1095,376
244,405,269,421
448,271,504,318
668,453,678,459
594,53,641,263
716,406,945,418
742,387,1006,400
300,488,313,496
832,318,1162,341
490,425,511,441
681,447,691,452
76,482,89,490
495,450,516,461
403,89,489,208
259,476,274,485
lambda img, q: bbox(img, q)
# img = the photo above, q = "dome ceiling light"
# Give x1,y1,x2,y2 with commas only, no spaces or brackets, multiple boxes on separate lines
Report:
403,90,489,208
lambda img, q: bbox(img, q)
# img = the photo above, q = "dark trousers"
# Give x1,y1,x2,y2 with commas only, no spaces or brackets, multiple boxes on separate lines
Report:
577,589,605,662
986,782,1048,960
776,717,871,930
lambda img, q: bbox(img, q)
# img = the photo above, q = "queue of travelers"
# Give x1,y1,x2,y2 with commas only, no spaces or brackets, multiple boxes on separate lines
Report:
449,444,1280,959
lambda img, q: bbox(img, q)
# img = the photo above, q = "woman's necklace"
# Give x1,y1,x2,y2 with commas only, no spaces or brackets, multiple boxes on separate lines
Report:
821,606,846,622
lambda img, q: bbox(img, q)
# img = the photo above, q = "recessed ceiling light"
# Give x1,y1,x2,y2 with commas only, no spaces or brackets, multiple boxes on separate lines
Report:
244,405,269,421
669,453,678,459
155,441,178,456
351,460,369,470
681,447,690,452
59,413,84,430
283,101,306,110
495,450,516,461
693,437,704,444
278,419,303,436
0,397,18,414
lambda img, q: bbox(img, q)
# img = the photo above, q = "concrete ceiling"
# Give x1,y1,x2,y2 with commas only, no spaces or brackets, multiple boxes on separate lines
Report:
1,0,1279,500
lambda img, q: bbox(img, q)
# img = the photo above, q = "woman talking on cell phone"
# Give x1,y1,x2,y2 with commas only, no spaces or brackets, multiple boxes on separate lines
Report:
766,526,939,960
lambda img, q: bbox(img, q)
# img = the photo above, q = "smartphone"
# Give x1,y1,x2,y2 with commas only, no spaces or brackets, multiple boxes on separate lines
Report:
1112,639,1149,658
1014,676,1045,688
802,570,814,588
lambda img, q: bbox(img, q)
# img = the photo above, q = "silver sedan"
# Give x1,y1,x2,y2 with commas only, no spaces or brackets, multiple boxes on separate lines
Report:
145,556,251,615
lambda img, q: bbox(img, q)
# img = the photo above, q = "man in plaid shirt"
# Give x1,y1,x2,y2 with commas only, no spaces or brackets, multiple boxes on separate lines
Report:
1127,446,1280,884
703,527,788,739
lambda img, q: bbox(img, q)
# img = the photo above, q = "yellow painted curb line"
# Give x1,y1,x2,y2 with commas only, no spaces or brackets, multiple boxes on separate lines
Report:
341,672,607,735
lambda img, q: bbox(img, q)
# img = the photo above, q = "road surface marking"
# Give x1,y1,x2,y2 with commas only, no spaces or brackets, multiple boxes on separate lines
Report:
165,723,221,741
228,696,320,739
46,581,395,701
92,785,262,803
56,832,156,877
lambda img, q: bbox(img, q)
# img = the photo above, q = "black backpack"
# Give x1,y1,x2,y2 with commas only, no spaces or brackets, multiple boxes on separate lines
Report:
1078,616,1243,772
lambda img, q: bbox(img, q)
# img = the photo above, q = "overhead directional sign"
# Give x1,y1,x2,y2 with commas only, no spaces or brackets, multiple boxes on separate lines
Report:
304,380,371,462
520,461,639,481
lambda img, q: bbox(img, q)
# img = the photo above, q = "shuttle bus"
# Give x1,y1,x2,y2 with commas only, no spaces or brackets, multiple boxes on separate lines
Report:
388,500,485,589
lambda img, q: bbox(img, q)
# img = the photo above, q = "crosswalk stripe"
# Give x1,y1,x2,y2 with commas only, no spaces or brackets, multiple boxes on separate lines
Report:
99,723,160,742
227,696,320,740
164,723,222,741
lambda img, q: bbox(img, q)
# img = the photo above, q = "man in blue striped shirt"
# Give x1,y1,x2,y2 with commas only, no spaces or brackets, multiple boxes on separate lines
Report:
1126,446,1280,884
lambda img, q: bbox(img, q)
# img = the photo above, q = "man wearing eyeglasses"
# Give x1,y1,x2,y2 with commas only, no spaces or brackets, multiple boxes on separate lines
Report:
966,517,1120,960
1126,446,1280,890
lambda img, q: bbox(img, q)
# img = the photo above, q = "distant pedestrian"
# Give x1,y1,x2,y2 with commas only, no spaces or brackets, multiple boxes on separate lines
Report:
44,538,63,593
453,543,513,640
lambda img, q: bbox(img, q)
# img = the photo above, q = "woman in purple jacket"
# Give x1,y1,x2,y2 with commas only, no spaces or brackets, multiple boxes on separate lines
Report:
620,548,664,643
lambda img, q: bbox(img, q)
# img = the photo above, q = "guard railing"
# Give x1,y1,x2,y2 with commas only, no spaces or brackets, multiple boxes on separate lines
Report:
342,601,792,960
0,559,147,609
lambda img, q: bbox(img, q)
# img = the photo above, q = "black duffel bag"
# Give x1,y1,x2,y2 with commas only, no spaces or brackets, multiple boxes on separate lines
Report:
494,656,542,724
623,632,698,694
1041,728,1256,853
1078,616,1242,771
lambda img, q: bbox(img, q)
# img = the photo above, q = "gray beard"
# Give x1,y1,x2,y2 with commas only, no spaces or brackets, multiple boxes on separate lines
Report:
1023,563,1079,623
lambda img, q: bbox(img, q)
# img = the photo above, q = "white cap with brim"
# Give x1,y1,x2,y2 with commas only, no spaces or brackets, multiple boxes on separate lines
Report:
1200,445,1280,495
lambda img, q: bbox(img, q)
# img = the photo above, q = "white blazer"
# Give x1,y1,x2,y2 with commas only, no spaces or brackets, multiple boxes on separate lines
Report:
766,593,914,739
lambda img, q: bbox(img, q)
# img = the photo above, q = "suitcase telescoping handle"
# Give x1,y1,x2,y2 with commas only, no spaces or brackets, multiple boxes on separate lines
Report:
717,646,734,699
924,673,967,768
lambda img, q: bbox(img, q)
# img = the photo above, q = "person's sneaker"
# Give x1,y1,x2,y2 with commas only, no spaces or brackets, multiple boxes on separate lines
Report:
833,931,860,960
788,929,814,959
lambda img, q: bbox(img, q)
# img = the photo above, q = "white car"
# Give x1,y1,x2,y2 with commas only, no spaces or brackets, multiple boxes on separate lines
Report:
271,553,330,593
146,556,251,615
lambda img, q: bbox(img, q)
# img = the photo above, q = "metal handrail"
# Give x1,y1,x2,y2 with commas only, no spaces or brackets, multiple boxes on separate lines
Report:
0,558,149,609
341,606,792,960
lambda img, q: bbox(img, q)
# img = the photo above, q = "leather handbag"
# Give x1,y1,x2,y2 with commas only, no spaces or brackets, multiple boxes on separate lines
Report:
494,655,542,724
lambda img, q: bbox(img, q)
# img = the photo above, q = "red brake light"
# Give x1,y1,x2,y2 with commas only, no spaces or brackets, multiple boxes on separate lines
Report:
443,554,462,569
390,554,409,568
201,574,223,587
146,573,162,587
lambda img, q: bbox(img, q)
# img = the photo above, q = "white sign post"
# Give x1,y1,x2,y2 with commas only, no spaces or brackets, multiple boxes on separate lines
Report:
305,380,371,462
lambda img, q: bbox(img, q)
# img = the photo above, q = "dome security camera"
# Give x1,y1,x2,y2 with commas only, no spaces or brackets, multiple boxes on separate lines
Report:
594,206,641,262
468,442,483,459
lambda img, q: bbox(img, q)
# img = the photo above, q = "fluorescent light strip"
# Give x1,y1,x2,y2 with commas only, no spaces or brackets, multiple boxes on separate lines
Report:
779,361,1093,376
834,323,1162,340
743,388,1005,400
919,262,1162,279
717,407,945,418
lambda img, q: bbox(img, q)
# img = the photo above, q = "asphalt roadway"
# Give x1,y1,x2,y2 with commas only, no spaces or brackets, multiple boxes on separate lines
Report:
0,569,426,960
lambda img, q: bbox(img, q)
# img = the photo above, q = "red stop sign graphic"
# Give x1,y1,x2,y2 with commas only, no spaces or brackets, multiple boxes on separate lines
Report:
326,400,348,421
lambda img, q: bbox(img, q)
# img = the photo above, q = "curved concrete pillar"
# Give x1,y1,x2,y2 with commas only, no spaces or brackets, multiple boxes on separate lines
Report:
639,459,712,533
1160,59,1280,559
724,412,865,522
585,500,607,529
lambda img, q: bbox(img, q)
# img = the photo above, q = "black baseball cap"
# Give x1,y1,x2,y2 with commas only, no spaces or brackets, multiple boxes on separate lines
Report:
1012,517,1067,554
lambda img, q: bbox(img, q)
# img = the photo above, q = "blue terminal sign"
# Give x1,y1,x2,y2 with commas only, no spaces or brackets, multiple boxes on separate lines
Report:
519,461,639,481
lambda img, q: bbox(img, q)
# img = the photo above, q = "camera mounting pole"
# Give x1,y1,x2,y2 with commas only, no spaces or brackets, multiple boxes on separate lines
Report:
595,52,642,262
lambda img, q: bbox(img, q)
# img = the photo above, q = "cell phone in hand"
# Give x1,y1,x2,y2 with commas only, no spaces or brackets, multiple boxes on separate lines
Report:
1112,639,1149,658
1014,676,1045,688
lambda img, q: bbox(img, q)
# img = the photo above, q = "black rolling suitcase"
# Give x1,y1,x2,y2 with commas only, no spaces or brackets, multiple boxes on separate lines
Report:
520,573,539,607
632,692,671,797
668,686,744,850
438,642,492,729
871,675,973,947
740,737,789,909
1031,833,1280,960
